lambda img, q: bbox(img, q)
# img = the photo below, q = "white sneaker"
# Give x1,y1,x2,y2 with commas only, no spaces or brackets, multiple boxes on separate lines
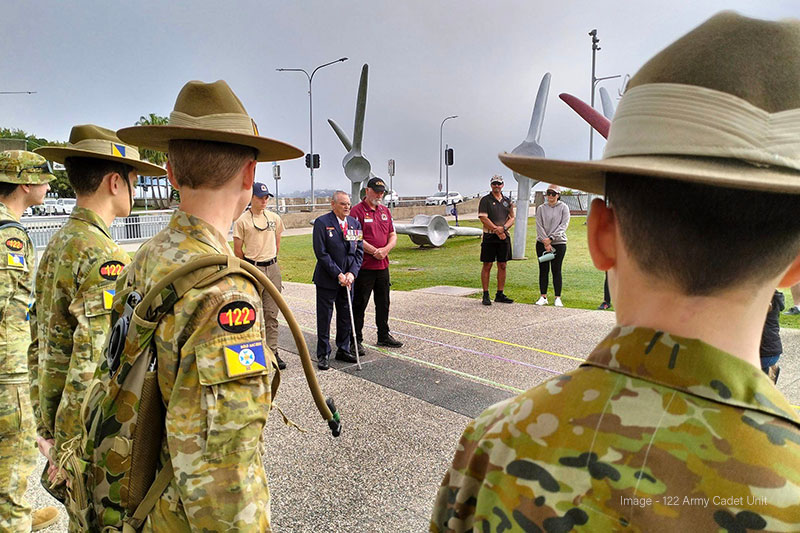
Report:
535,296,548,306
554,297,563,307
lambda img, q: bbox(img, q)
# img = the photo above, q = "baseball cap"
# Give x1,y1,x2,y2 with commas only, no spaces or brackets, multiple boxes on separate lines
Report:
253,182,273,198
490,175,504,185
367,177,386,193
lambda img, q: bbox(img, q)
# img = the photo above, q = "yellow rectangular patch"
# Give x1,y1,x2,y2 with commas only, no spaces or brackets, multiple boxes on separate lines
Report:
103,289,115,310
7,252,25,268
223,341,268,378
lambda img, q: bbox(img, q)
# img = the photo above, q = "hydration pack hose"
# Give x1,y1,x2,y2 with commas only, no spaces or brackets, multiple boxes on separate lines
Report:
136,254,341,436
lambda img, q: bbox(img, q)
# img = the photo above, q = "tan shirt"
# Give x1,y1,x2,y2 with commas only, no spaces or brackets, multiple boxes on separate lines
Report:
233,208,284,262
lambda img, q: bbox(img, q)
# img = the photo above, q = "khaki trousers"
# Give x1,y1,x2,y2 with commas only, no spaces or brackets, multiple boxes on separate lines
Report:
257,262,282,355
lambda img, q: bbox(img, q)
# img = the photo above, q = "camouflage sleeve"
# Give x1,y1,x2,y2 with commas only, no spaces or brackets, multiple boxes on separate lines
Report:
38,255,78,438
0,227,33,376
165,280,272,531
26,300,49,437
430,398,516,533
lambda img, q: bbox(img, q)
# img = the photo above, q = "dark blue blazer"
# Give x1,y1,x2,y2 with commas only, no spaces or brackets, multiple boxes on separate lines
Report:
312,211,364,289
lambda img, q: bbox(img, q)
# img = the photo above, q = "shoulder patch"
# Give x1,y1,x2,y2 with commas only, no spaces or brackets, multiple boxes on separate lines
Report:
5,237,23,251
99,260,125,281
7,252,25,268
224,340,268,378
217,301,256,333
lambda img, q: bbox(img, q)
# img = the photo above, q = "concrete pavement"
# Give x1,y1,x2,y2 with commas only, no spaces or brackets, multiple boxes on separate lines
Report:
26,281,800,532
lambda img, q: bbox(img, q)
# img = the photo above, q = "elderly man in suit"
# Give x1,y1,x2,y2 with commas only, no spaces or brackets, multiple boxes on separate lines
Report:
312,190,363,370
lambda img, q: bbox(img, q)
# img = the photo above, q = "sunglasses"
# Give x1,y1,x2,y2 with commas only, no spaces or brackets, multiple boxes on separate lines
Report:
546,190,558,196
491,181,503,186
17,161,53,178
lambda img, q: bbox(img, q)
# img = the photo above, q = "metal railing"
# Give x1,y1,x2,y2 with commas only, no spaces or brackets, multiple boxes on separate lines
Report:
21,209,174,249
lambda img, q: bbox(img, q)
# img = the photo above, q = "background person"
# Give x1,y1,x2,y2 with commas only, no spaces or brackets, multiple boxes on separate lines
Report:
760,289,785,384
784,281,800,314
350,177,402,354
312,191,363,370
433,12,800,529
535,184,570,307
234,181,287,369
0,151,59,532
477,175,515,306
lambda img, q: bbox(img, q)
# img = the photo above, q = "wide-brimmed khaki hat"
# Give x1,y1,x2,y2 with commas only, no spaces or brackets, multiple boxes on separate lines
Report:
35,125,166,176
500,12,800,195
117,80,303,163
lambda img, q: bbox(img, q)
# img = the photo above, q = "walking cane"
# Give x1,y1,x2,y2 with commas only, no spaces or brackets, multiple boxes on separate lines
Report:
346,284,362,370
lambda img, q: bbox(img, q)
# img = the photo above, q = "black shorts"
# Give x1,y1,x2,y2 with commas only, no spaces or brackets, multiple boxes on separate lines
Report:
481,234,512,263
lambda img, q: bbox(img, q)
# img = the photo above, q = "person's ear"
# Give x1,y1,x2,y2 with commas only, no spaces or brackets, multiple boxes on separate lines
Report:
587,198,617,271
242,159,256,191
778,251,800,288
166,161,179,189
107,171,121,195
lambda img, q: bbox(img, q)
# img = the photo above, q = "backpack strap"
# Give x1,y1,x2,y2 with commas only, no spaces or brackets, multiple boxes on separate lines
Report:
123,460,174,533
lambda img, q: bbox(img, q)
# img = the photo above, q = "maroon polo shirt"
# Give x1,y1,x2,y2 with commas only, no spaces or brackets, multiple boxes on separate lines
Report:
350,199,394,270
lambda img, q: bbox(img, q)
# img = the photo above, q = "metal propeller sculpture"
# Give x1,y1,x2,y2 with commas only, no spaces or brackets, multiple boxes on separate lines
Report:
511,73,551,260
328,64,480,247
340,64,371,200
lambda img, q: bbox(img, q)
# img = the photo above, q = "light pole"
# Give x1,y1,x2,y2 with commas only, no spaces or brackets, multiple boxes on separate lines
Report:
588,30,620,160
277,57,348,209
438,115,457,192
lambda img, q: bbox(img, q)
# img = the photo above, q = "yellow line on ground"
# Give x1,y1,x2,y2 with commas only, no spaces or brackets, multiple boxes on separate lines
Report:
282,294,800,409
388,316,586,363
282,294,585,363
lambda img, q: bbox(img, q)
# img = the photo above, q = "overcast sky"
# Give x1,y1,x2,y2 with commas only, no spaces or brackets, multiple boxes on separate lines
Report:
2,1,796,197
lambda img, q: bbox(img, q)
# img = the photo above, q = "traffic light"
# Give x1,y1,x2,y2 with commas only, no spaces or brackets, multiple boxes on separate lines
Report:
305,154,321,169
445,148,454,166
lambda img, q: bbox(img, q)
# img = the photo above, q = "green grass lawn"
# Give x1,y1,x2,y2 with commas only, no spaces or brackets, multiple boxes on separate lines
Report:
279,216,800,329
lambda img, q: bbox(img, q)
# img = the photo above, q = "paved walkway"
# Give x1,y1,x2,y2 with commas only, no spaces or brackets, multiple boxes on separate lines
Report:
27,282,800,532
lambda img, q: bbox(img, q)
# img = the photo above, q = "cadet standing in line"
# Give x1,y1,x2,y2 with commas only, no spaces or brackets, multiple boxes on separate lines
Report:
433,13,800,531
115,79,302,531
233,181,287,369
0,151,59,532
30,126,165,525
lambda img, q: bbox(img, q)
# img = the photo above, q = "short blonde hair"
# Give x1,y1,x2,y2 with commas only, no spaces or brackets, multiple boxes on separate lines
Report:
168,139,256,189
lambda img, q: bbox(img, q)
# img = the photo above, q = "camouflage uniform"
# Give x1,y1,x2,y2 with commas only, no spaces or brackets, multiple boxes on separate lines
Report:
0,151,54,532
118,210,273,532
31,207,129,495
431,327,800,532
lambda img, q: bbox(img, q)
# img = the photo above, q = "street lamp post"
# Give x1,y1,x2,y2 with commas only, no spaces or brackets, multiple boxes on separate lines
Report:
588,30,620,160
277,57,348,209
438,115,457,192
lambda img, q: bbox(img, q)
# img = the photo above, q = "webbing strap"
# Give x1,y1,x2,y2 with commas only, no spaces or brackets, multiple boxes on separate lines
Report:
124,460,174,531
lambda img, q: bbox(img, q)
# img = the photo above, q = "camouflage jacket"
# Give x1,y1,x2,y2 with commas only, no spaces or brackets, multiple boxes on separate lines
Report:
30,207,129,444
431,326,800,532
0,202,33,382
119,210,272,532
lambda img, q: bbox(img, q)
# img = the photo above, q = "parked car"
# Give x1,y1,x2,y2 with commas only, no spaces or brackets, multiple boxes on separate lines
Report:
383,189,399,207
34,198,58,216
425,191,463,206
56,198,77,215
